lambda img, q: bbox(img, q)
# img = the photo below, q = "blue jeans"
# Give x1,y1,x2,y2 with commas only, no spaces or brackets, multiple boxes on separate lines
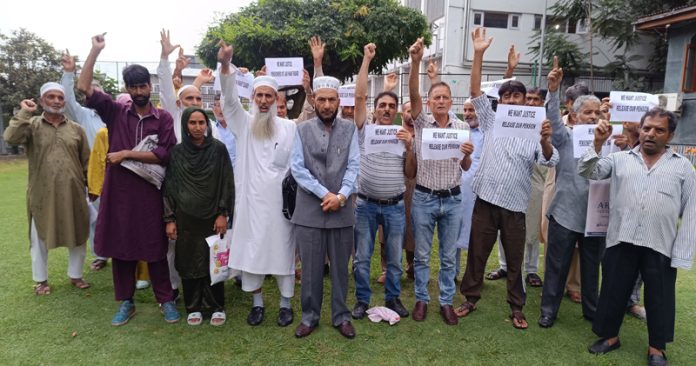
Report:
411,190,463,305
353,198,405,304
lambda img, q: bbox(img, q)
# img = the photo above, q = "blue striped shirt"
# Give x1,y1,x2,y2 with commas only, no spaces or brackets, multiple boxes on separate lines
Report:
471,95,559,213
578,146,696,269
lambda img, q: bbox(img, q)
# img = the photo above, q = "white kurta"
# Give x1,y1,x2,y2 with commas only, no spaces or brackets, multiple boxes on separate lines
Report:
221,72,296,276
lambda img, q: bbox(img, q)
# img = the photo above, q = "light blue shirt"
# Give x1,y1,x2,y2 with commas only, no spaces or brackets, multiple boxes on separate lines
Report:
291,125,360,199
457,125,485,248
213,120,237,168
60,71,106,148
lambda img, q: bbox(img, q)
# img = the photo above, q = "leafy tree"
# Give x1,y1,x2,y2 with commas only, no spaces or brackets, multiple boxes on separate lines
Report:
528,29,588,79
0,28,61,124
197,0,431,81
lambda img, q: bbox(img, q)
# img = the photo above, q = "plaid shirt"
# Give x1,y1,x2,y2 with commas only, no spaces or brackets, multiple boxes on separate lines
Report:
413,112,470,190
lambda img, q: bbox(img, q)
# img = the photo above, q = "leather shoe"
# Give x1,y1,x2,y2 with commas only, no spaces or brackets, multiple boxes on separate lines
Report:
412,301,427,321
335,320,356,339
588,338,621,354
648,352,668,366
440,305,458,325
247,306,264,326
385,298,409,318
538,315,554,328
294,323,316,338
277,307,293,327
351,302,369,319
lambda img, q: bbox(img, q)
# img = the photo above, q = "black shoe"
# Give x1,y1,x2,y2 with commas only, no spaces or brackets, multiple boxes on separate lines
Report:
172,288,180,303
385,298,409,318
648,352,668,366
351,302,369,319
247,306,264,326
323,263,330,277
538,315,554,328
588,338,621,354
277,307,294,327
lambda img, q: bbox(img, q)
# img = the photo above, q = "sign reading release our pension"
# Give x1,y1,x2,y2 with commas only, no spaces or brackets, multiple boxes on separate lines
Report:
572,124,624,158
364,125,405,156
493,105,545,142
609,91,658,123
421,128,470,160
234,69,255,99
265,57,304,86
338,86,355,107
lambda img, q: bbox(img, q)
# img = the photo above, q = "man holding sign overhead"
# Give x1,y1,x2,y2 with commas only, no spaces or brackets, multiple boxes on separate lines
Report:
538,58,607,329
457,27,558,330
350,44,416,320
407,37,473,326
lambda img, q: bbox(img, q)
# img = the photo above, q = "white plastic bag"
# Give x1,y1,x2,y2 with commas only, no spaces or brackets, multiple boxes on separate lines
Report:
206,234,233,285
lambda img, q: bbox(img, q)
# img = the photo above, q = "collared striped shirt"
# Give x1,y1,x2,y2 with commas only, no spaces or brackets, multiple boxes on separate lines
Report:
471,95,559,213
578,146,696,269
357,124,406,199
413,112,470,190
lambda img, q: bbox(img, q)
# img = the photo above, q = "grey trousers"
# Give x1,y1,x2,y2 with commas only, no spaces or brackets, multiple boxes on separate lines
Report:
296,225,353,327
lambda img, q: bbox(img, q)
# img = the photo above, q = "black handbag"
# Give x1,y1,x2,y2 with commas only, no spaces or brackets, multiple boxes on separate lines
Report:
282,173,297,220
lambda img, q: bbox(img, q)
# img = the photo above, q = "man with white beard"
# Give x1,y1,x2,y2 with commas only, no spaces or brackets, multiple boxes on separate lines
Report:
218,41,297,327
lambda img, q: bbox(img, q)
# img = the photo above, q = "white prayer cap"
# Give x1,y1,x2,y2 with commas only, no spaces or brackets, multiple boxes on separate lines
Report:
177,84,199,99
313,76,340,92
341,83,355,89
253,75,279,92
40,82,65,97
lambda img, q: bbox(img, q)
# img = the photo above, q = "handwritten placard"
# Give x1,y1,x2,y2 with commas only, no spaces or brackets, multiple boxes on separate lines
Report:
609,91,658,123
481,77,516,99
493,105,545,142
572,124,624,158
339,85,355,107
364,125,405,156
234,71,255,99
585,179,610,237
265,57,304,86
421,128,470,160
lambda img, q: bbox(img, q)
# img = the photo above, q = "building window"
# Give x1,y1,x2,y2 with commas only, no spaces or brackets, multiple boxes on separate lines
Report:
534,14,543,30
509,14,520,29
683,36,696,93
473,12,482,26
576,19,588,34
484,12,509,29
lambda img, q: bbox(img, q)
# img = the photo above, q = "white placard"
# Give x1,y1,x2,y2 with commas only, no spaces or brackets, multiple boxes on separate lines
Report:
421,128,470,160
234,70,255,99
481,77,516,99
265,57,304,86
493,105,546,142
213,62,222,92
572,124,624,158
585,179,610,237
339,86,355,107
609,91,659,123
364,125,405,156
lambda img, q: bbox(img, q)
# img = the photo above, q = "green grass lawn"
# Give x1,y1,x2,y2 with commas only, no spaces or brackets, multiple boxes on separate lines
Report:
1,159,695,365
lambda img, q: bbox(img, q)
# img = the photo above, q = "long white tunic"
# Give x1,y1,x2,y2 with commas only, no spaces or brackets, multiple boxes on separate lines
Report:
221,72,296,275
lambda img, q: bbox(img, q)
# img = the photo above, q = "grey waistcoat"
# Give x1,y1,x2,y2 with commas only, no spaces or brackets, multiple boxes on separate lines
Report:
291,117,356,229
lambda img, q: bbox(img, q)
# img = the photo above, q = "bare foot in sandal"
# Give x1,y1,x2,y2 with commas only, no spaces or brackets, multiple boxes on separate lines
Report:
510,310,528,329
70,278,90,289
454,301,476,318
34,281,51,295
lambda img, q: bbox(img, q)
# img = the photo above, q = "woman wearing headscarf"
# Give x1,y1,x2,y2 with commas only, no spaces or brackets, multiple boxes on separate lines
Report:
164,107,235,326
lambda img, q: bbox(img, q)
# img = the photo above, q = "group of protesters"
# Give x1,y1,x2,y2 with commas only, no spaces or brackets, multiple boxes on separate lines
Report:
4,26,694,366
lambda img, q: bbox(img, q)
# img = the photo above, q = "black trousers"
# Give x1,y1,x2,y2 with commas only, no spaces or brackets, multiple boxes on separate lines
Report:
592,243,676,350
181,277,225,315
540,217,605,320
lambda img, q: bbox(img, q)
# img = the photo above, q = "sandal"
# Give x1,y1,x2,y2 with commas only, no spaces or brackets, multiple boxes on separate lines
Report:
454,301,477,318
34,281,51,296
526,273,543,287
567,291,582,303
485,268,507,281
90,259,108,271
210,311,226,326
510,310,528,329
70,278,91,289
187,312,203,326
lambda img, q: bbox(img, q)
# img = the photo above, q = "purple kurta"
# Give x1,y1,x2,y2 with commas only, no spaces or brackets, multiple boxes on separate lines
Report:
86,91,176,261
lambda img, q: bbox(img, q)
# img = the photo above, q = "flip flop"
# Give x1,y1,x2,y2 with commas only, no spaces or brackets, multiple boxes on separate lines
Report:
526,273,543,287
454,301,477,318
485,268,507,281
90,259,108,271
210,311,226,326
187,312,203,326
70,278,91,289
34,282,51,295
510,310,528,330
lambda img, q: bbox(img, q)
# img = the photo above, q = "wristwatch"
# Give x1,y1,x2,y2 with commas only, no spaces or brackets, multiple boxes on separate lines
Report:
337,194,347,208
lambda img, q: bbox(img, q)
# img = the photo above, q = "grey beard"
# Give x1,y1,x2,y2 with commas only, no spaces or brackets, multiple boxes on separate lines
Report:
251,104,277,140
43,106,65,114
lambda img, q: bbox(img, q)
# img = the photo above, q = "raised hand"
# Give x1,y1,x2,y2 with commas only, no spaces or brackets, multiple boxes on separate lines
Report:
409,37,424,62
217,39,233,64
160,29,180,58
309,36,325,62
547,56,564,92
364,43,376,60
426,57,438,82
593,119,613,151
540,120,552,143
197,68,215,83
507,45,520,71
61,49,76,72
172,76,183,90
91,32,106,51
384,72,398,92
302,69,312,92
255,65,266,77
471,27,493,53
20,99,37,113
600,97,612,120
175,47,189,70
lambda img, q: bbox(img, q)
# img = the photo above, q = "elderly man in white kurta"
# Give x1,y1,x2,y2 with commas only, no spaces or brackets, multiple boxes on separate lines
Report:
218,41,297,327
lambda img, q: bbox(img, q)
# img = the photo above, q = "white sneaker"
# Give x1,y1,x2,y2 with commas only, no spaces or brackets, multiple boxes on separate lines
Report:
136,280,150,290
